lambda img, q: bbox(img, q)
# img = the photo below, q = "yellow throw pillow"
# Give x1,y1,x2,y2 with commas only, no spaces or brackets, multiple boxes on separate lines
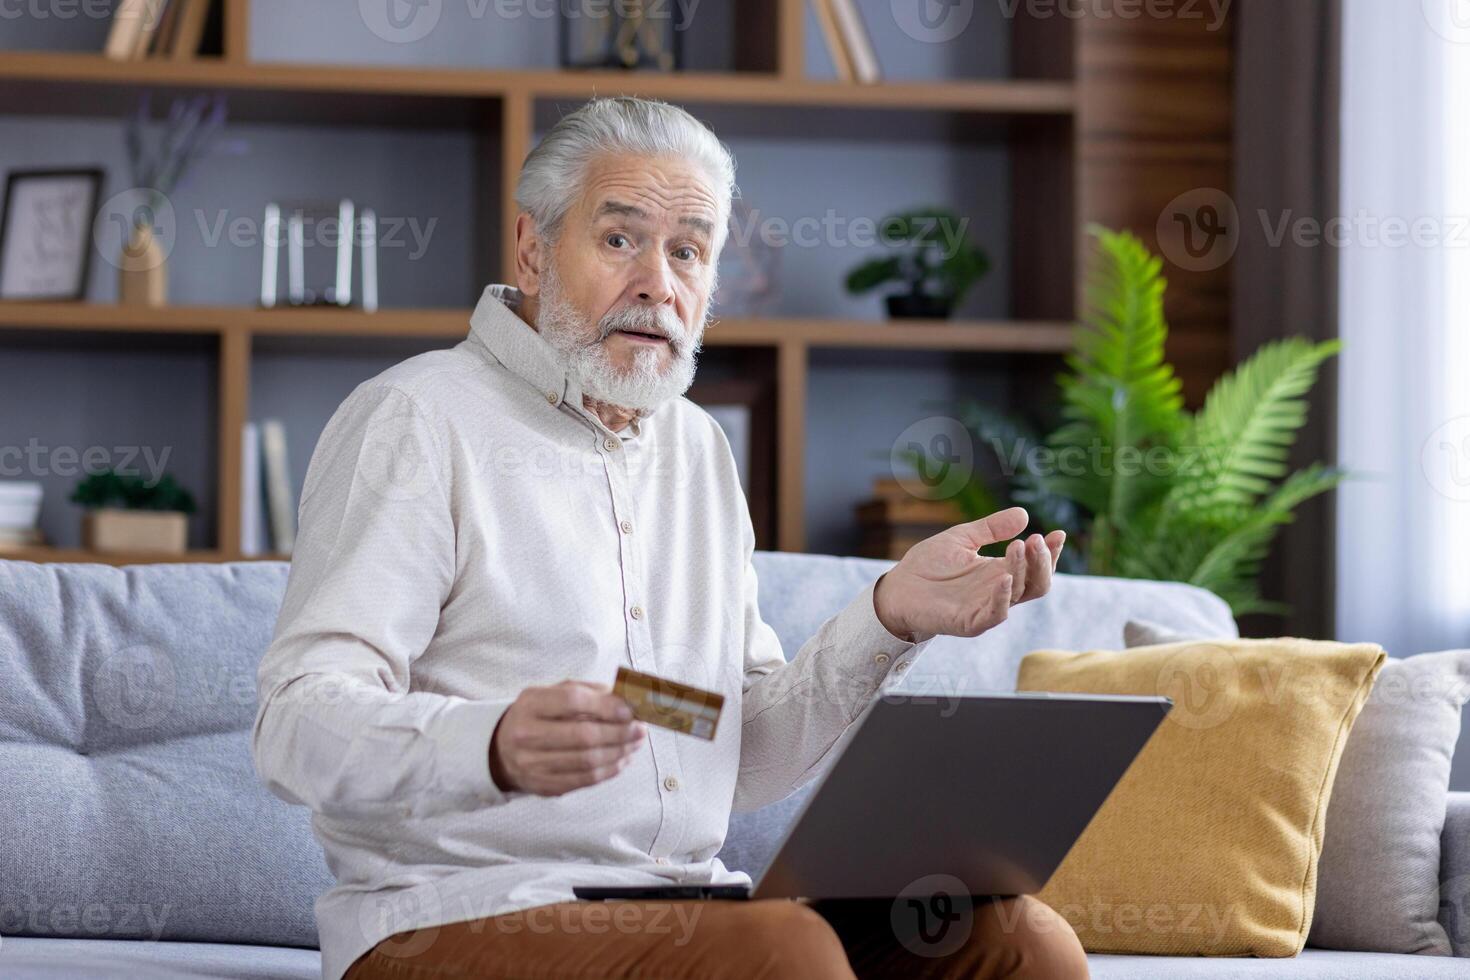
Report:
1017,638,1385,957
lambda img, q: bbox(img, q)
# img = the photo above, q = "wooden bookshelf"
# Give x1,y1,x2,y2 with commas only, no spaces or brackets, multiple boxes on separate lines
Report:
0,0,1235,562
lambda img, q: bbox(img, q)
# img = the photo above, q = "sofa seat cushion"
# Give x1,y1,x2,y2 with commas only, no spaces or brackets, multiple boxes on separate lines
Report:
0,937,321,980
1090,949,1470,978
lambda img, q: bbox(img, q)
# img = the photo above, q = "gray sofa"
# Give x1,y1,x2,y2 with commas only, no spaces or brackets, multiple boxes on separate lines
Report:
0,553,1465,979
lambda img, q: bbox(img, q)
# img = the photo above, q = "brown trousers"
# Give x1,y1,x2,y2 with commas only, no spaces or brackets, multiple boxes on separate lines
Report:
344,895,1089,980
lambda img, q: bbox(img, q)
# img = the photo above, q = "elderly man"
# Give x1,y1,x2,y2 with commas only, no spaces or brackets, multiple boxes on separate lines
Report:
253,96,1084,980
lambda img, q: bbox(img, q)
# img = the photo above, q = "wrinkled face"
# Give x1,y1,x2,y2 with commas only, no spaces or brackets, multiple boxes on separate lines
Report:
527,152,721,412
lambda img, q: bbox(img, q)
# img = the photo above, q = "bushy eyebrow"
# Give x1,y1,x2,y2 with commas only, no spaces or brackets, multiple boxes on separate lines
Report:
595,199,714,239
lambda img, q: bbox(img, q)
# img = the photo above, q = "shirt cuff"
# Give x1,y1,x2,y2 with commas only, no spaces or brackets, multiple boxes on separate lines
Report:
829,580,918,686
425,697,520,809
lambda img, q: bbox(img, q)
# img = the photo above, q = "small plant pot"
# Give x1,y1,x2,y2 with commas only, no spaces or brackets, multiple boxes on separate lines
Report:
83,509,188,555
886,293,954,320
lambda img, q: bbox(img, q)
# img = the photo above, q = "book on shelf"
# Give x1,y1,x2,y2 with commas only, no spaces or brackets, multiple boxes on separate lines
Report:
168,0,215,60
809,0,856,82
259,419,297,556
0,528,44,554
149,0,184,57
827,0,882,83
240,421,266,557
855,477,965,560
104,0,214,61
0,480,44,554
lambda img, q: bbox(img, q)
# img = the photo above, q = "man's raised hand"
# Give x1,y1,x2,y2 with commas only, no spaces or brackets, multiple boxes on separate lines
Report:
873,506,1065,641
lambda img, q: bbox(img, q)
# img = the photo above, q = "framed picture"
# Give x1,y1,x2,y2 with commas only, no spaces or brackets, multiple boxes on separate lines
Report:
688,378,775,549
0,168,104,301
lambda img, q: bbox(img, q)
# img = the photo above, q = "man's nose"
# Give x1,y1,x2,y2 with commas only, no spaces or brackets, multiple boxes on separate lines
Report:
630,251,676,306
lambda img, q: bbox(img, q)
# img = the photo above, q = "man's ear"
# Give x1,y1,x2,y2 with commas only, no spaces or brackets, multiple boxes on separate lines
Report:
514,212,545,297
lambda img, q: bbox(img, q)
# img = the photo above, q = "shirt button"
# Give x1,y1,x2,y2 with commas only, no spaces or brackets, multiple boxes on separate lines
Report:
655,856,670,865
663,775,680,792
874,653,891,667
894,661,910,673
604,437,619,452
620,519,634,534
546,391,559,405
630,605,644,620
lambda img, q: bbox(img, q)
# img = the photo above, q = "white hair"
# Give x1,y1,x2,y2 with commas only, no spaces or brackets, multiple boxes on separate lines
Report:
515,96,737,255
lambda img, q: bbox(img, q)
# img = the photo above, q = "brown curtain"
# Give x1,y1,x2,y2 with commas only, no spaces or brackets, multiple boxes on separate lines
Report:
1232,0,1342,639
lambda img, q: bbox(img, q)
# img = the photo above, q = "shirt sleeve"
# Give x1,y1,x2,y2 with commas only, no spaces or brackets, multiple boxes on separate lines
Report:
732,526,915,812
251,383,517,822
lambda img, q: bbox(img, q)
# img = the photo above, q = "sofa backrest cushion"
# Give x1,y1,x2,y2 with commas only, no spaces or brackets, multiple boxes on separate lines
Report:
0,559,332,948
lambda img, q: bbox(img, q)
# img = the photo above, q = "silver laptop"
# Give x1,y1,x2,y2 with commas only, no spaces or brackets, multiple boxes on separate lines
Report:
575,692,1169,902
752,692,1170,900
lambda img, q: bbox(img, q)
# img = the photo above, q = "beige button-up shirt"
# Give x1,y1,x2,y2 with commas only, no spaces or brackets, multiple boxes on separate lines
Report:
252,284,914,980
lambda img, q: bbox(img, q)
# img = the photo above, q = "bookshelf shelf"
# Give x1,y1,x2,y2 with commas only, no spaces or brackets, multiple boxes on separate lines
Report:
2,547,229,566
0,52,1077,119
0,302,1076,352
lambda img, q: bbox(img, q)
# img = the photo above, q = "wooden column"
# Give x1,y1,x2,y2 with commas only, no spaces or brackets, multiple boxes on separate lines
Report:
777,0,805,80
1075,2,1236,402
500,91,533,283
216,326,250,556
223,0,250,63
776,340,807,552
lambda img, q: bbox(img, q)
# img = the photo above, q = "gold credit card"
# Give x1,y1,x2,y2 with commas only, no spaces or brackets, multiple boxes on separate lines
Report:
614,666,725,741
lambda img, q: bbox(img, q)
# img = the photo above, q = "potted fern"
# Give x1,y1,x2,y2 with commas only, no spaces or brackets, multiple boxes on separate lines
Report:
926,227,1340,617
71,471,196,555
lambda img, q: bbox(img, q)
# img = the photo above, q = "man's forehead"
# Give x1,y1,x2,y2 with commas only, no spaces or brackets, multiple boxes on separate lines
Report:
593,198,715,237
578,155,720,228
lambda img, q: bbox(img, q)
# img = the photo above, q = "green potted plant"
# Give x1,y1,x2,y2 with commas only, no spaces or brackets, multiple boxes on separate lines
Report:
844,207,990,319
71,470,197,555
911,227,1341,616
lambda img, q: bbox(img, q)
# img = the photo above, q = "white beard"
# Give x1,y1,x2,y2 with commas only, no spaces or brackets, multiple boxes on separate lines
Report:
536,260,704,414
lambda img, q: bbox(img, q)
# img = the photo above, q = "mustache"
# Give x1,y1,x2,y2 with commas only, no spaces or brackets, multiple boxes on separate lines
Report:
596,305,697,355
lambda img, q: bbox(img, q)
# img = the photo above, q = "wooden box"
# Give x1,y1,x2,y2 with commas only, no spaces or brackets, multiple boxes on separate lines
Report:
83,509,188,554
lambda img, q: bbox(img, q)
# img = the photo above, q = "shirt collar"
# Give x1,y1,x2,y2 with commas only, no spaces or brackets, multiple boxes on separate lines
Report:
467,283,643,440
468,283,575,408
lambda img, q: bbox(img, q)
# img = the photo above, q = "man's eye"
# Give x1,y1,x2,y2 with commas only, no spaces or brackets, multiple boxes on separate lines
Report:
606,233,630,249
672,246,698,261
